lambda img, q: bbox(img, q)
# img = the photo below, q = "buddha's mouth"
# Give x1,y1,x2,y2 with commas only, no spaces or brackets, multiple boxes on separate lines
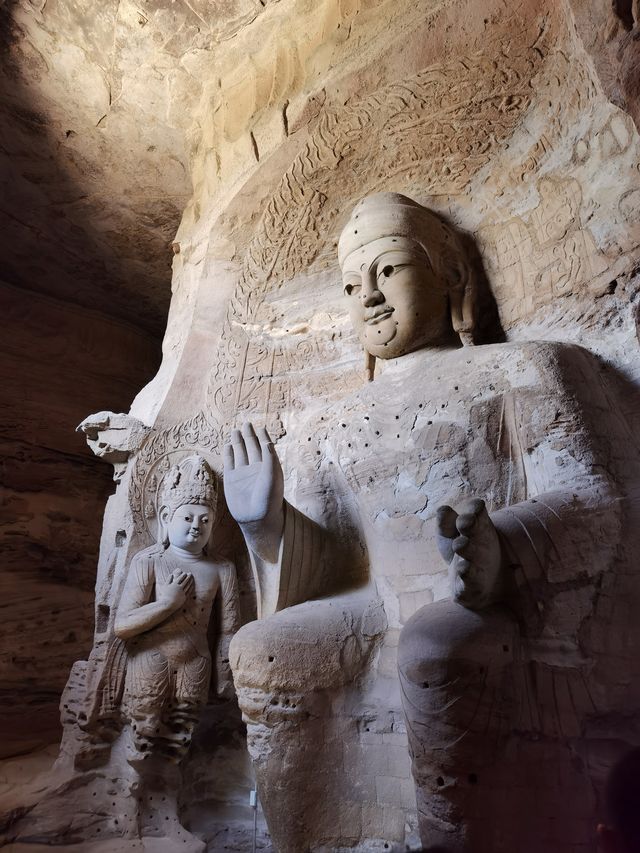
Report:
365,306,394,325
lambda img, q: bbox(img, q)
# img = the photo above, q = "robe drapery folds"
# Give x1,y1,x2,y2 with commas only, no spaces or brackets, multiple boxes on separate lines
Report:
249,502,327,619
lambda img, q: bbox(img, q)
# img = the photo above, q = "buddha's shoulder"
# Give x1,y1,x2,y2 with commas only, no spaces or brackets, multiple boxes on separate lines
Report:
130,544,165,565
466,340,601,384
203,555,234,573
470,339,591,360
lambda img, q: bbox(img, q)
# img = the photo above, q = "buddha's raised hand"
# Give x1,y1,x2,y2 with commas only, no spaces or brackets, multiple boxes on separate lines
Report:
223,423,284,527
436,497,504,610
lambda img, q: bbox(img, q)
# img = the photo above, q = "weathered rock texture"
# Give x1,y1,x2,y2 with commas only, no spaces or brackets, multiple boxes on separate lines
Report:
3,0,640,850
0,282,159,758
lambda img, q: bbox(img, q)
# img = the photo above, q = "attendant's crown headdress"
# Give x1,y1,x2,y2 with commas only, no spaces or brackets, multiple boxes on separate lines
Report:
159,455,217,517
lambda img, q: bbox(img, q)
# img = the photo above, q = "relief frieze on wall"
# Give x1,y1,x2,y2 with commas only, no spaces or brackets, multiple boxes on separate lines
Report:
208,13,562,427
206,4,640,438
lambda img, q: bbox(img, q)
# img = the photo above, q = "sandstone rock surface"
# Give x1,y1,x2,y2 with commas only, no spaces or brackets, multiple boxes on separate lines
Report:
3,0,640,851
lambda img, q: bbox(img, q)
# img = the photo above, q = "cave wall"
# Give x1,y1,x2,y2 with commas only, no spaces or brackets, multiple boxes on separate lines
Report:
1,0,640,849
124,0,640,849
0,282,159,757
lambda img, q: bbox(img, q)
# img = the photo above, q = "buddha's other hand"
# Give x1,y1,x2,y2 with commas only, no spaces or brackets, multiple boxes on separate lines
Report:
436,498,504,610
223,423,284,526
157,570,195,610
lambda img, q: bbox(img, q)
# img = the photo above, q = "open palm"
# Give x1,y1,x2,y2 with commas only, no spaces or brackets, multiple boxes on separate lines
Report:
223,423,284,525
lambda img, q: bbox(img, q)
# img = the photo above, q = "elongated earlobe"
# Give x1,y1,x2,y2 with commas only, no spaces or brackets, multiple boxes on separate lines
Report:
449,275,476,346
159,506,171,547
365,351,376,382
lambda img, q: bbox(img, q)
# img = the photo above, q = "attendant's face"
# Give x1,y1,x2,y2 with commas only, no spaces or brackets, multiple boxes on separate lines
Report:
341,236,451,359
164,503,214,554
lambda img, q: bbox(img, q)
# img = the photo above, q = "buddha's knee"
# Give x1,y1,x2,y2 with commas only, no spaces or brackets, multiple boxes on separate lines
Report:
229,593,385,748
230,592,385,696
398,599,520,758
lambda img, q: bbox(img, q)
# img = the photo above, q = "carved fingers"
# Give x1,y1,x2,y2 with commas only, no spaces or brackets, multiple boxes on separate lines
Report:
222,422,283,525
436,497,503,609
437,499,488,559
159,571,194,609
450,498,489,567
436,505,458,563
172,571,195,598
223,423,275,470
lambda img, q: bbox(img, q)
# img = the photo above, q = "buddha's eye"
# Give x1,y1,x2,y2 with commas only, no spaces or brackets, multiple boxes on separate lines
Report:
381,265,394,278
344,281,361,296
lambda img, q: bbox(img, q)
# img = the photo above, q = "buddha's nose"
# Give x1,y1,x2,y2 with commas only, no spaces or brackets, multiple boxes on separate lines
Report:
361,272,384,307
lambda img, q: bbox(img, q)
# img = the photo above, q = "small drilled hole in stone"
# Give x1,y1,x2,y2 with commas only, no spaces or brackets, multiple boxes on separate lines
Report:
436,776,444,787
422,681,430,688
268,656,274,662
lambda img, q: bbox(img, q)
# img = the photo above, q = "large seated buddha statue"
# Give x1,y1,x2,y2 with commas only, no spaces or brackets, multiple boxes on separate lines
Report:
225,193,631,852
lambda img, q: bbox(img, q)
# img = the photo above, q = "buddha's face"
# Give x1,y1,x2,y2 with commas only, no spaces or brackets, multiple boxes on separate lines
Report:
340,236,451,359
164,503,215,555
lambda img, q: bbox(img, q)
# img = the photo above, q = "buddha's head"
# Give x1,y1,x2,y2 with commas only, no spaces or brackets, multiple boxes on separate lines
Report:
158,455,217,554
338,193,474,362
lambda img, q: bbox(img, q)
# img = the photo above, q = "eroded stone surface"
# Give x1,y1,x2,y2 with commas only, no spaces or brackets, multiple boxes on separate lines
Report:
0,282,160,758
4,0,640,850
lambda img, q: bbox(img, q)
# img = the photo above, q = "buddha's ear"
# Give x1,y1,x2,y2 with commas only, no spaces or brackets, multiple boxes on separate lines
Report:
365,351,376,382
448,257,476,346
158,505,171,546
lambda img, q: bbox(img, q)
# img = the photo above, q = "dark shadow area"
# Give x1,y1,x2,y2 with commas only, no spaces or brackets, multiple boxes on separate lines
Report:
0,0,181,755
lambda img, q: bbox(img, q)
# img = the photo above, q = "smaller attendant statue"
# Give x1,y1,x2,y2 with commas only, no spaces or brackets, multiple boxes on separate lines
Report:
114,454,237,764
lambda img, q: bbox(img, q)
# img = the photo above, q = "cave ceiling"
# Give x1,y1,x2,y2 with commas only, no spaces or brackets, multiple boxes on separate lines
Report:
1,0,638,338
0,0,269,336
